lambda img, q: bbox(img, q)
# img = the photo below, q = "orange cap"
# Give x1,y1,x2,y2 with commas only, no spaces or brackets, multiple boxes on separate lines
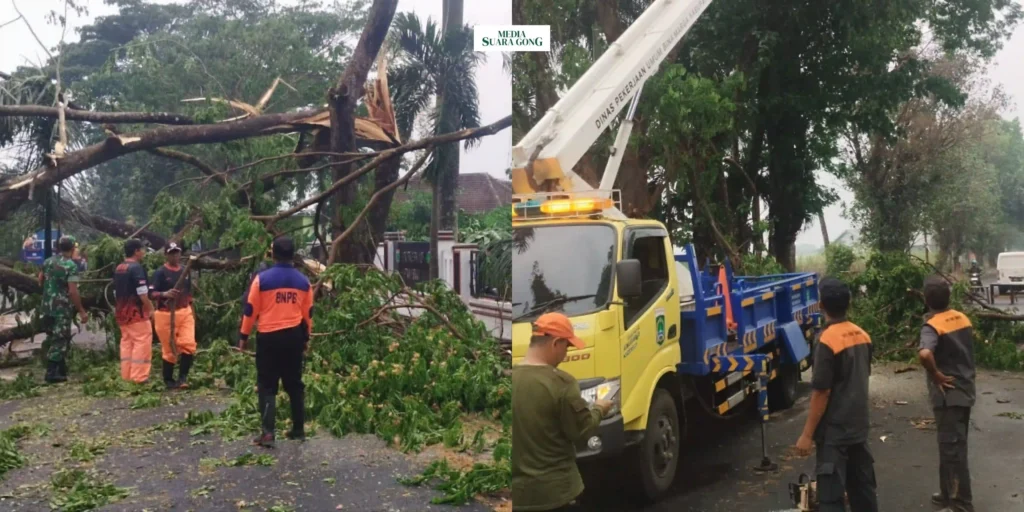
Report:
532,312,585,349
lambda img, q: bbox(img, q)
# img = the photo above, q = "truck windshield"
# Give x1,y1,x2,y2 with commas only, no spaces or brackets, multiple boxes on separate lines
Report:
512,224,615,321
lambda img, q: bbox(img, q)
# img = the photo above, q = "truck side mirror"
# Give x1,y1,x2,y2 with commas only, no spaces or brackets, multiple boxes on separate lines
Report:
617,259,642,298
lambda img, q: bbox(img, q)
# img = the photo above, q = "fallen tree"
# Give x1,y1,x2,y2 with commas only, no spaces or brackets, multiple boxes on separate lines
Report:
1,0,510,506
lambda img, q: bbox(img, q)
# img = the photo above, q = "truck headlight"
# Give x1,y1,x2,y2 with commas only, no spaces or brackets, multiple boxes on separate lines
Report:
580,378,621,416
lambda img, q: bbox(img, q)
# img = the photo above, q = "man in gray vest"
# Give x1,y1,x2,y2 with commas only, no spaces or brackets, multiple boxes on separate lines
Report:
918,275,975,512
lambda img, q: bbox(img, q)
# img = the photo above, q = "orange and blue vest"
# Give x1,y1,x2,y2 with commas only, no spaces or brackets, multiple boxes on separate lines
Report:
239,263,313,340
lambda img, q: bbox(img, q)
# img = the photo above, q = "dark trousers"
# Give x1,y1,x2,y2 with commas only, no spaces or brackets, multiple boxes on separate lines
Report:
935,406,973,512
255,324,307,436
815,441,878,512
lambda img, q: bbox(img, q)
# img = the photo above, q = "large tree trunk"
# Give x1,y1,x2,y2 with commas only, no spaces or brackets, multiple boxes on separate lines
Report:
367,157,402,254
441,170,458,234
429,179,442,280
442,0,463,237
427,0,464,279
328,0,400,264
771,229,797,272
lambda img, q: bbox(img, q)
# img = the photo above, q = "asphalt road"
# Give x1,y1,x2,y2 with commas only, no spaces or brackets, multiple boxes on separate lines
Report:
972,273,1022,314
575,363,1024,512
0,385,495,511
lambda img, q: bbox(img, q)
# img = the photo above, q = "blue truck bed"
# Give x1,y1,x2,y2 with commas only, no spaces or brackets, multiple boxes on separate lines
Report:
674,244,821,378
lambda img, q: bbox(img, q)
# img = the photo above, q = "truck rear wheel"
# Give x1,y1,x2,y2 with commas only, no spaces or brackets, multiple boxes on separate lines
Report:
768,364,799,411
631,388,680,503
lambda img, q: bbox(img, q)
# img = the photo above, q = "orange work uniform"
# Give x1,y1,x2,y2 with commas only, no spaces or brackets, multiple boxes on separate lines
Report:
240,262,313,441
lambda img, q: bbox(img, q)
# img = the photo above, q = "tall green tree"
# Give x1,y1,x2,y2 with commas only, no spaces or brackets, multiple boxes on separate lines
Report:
2,0,362,228
512,0,1021,270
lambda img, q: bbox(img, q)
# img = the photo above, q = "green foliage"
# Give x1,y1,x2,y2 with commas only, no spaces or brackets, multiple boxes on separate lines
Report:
461,206,513,300
846,251,1024,370
200,452,276,469
69,439,110,463
825,244,857,278
0,371,42,400
848,252,930,355
386,190,432,240
49,468,131,512
392,12,483,181
158,267,513,499
0,427,27,480
971,318,1024,371
400,432,510,505
512,0,1020,266
461,207,512,243
739,254,785,276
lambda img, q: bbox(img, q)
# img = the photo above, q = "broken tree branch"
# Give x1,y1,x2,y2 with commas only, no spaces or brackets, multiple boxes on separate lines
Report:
0,108,323,220
256,115,511,225
57,198,168,248
0,105,197,125
326,149,431,265
975,312,1024,321
225,150,383,176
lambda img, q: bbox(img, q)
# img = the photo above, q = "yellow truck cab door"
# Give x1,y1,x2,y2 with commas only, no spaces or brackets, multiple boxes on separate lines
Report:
618,226,681,427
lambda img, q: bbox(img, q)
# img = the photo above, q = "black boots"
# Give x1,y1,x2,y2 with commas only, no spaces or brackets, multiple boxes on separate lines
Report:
54,360,68,382
286,391,305,441
162,360,178,389
44,360,67,384
255,391,305,445
162,354,194,390
177,354,194,389
44,361,59,383
256,392,276,448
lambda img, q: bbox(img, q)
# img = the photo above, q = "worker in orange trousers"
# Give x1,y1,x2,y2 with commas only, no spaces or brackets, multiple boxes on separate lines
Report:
113,239,155,383
150,243,197,389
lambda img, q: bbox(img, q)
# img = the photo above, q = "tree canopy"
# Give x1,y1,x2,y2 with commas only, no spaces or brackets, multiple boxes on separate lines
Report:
512,0,1023,269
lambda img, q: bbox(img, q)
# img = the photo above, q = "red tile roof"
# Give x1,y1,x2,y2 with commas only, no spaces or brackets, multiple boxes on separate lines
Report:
393,173,512,214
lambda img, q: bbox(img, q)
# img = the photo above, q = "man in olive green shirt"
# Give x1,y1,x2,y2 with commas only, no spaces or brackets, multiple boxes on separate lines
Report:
512,312,613,511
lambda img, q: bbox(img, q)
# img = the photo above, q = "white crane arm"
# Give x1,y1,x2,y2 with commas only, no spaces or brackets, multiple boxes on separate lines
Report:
511,0,713,195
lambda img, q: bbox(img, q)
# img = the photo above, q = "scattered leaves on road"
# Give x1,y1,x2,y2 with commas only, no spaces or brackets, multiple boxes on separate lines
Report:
911,418,936,430
200,452,277,470
49,468,131,512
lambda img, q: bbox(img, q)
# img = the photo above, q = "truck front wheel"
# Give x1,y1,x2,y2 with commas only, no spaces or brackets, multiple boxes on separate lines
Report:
631,388,681,503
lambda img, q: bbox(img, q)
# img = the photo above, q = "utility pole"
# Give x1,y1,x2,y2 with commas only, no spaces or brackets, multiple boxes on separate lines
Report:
818,211,829,248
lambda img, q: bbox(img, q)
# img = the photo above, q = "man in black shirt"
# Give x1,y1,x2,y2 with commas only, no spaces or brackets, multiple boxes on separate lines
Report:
114,239,155,383
794,277,878,512
919,275,976,512
150,243,197,389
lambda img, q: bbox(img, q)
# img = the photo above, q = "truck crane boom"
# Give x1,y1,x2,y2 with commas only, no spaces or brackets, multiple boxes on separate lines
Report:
510,0,713,201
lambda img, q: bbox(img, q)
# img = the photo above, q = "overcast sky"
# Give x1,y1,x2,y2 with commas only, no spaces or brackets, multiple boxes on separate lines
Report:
0,0,512,179
797,4,1024,247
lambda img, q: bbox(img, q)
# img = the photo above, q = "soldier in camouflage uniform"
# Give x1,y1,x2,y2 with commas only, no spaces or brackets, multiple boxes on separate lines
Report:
38,236,89,383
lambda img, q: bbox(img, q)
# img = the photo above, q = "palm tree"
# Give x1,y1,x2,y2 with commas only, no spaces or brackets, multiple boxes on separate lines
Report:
391,11,482,280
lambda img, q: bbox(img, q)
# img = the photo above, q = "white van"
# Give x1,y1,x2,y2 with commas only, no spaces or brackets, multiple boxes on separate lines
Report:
996,251,1024,294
